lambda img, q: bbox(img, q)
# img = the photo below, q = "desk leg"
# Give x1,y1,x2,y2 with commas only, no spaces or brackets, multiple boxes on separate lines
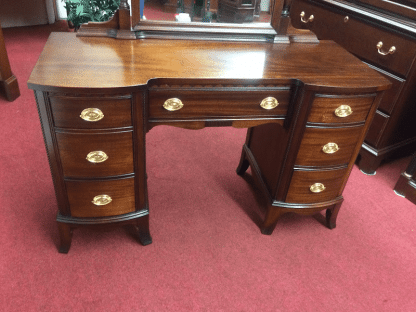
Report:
261,206,285,235
326,202,342,229
136,215,152,246
57,222,73,254
236,146,250,176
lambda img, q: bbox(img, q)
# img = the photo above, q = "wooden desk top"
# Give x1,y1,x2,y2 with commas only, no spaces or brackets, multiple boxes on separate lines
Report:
28,33,390,92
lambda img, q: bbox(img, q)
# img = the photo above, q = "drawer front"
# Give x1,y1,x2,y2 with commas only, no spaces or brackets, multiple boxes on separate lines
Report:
148,89,291,119
295,126,364,167
66,178,135,218
56,131,134,178
308,95,375,124
286,167,348,203
49,96,132,129
290,0,416,77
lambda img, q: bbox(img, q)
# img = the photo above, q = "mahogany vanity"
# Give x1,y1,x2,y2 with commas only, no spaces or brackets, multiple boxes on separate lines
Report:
28,0,390,253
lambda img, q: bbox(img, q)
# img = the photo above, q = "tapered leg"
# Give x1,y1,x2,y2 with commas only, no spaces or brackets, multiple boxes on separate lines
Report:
136,215,152,246
236,146,250,176
57,222,73,254
261,206,286,235
326,202,342,229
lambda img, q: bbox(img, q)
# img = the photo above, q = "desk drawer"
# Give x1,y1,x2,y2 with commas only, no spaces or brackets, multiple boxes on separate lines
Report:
308,95,375,124
295,125,363,167
148,89,291,119
56,131,134,178
286,167,348,203
49,96,132,129
66,178,135,218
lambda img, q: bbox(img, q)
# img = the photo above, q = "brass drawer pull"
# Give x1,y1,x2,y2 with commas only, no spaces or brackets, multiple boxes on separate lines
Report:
86,151,108,163
376,42,396,56
344,16,349,23
300,11,314,23
334,105,352,118
322,143,339,154
163,98,183,111
310,183,326,193
260,97,279,109
92,195,112,206
80,108,104,122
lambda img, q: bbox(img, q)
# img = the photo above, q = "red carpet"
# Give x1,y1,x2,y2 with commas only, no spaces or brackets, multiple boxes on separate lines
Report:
1,22,415,311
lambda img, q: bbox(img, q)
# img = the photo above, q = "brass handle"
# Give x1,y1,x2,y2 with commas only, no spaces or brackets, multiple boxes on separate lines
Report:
376,42,396,56
334,105,353,118
322,143,339,154
344,16,349,23
92,195,112,206
86,151,108,163
260,97,279,110
300,11,314,23
310,183,326,193
80,108,104,122
163,98,183,111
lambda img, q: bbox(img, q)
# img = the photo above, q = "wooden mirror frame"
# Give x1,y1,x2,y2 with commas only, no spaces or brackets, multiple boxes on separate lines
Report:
77,0,293,42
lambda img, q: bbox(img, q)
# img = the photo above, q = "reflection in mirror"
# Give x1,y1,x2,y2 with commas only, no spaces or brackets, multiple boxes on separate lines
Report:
143,0,272,24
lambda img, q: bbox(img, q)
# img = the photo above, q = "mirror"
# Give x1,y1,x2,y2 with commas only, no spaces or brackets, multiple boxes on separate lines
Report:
78,0,291,41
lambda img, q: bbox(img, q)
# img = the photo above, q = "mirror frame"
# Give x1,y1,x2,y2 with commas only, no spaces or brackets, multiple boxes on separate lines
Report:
77,0,291,42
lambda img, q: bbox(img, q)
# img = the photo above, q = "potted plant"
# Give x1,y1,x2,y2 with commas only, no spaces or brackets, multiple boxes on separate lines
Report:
62,0,121,31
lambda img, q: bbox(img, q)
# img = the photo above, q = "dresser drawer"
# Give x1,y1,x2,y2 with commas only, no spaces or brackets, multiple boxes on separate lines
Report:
49,96,132,129
286,167,348,203
148,89,291,120
66,178,135,218
295,125,364,167
56,131,134,178
308,95,375,124
364,110,390,147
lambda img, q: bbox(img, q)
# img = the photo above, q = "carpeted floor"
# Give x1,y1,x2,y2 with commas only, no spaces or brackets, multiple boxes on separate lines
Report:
0,21,415,312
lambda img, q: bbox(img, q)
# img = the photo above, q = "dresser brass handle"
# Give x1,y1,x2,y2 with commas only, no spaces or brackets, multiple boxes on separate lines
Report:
163,98,183,111
260,97,279,109
92,195,112,206
80,108,104,122
300,11,314,23
376,42,396,56
310,183,326,193
322,143,339,154
86,151,108,163
334,105,353,118
344,16,349,23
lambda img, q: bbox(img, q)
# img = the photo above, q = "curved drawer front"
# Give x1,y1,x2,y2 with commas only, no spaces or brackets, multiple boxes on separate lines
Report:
49,96,132,129
148,89,291,120
295,125,364,167
286,167,348,203
56,131,134,178
66,178,135,218
308,95,375,124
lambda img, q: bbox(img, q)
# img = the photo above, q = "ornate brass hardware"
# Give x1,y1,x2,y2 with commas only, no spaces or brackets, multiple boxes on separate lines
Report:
80,108,104,122
86,151,108,163
344,16,349,23
334,105,353,118
92,195,112,206
260,97,279,109
310,183,326,193
163,98,183,111
376,42,396,56
322,143,339,154
300,11,314,23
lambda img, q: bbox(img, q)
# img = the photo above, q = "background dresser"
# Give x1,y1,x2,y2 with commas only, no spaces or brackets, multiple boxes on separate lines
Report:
290,0,416,174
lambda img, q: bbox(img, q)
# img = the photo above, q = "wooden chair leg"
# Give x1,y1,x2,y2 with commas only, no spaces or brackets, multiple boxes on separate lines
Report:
57,222,73,254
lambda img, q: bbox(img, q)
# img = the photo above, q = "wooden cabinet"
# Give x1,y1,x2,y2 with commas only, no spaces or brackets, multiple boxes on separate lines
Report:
290,0,416,174
28,33,389,252
0,21,19,101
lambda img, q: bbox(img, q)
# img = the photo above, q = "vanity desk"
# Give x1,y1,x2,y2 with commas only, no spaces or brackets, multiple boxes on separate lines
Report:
28,1,390,253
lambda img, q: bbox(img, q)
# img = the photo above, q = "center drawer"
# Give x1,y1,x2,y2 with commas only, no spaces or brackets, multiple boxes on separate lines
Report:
148,89,291,120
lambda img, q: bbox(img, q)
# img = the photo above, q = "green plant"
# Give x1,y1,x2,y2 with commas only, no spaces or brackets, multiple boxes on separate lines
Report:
62,0,121,30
